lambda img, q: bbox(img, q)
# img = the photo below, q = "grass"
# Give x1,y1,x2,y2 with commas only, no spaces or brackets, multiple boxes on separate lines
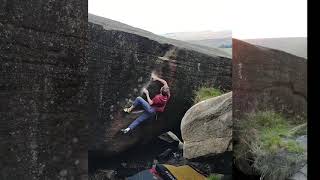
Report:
193,87,223,104
238,111,305,154
206,174,221,180
234,111,307,180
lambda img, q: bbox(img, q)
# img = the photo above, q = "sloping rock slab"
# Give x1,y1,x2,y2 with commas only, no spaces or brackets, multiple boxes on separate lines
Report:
181,92,232,159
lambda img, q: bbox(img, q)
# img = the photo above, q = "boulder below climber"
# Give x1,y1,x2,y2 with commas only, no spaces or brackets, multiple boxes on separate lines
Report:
181,92,232,159
88,14,232,157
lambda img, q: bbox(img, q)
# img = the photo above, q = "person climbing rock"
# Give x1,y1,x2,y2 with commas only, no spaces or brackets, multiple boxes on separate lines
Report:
121,73,171,134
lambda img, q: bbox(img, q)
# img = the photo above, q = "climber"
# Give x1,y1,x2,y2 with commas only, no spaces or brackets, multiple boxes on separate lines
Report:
121,73,170,134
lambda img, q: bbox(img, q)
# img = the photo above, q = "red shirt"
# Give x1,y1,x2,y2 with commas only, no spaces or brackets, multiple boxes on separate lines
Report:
151,94,170,112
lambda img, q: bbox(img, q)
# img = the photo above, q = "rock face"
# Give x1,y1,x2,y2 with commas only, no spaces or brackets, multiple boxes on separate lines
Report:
232,39,307,122
0,1,88,179
181,92,232,159
87,15,232,157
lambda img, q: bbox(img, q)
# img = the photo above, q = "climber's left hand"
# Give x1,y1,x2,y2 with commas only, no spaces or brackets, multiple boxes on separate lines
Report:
142,88,149,95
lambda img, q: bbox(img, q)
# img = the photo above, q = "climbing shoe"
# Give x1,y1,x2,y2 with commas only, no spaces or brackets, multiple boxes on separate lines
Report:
121,128,130,134
123,108,131,113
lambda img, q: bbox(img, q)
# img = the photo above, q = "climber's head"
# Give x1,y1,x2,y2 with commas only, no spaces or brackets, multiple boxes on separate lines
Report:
160,86,170,96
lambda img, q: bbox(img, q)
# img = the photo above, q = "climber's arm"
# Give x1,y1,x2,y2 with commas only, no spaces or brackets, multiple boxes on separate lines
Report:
151,73,170,97
166,87,171,97
151,73,169,88
143,88,153,105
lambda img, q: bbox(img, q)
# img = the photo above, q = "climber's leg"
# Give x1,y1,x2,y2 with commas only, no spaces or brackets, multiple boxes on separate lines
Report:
128,111,154,130
124,96,143,113
121,97,156,134
124,96,153,113
121,110,156,134
134,96,154,113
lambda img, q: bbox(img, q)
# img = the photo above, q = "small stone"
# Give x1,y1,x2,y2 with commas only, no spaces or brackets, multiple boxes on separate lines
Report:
59,169,68,177
30,142,38,149
121,162,127,167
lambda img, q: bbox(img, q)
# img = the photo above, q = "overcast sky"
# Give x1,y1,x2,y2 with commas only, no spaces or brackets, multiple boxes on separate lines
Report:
88,0,307,39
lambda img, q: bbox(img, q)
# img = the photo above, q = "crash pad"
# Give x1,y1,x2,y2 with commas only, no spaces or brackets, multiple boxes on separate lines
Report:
156,164,206,180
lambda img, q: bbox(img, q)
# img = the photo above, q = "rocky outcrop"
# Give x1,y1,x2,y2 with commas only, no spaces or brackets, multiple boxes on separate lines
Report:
232,39,307,122
0,1,88,179
288,164,307,180
244,37,307,59
158,131,183,150
88,14,231,59
287,135,307,180
181,92,232,159
232,39,307,178
87,15,232,157
89,169,116,180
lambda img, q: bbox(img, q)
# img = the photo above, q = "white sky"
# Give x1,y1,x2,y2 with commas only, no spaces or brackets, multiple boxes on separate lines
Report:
88,0,307,39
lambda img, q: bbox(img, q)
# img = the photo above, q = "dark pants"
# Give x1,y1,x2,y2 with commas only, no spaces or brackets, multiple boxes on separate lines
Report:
128,97,156,130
